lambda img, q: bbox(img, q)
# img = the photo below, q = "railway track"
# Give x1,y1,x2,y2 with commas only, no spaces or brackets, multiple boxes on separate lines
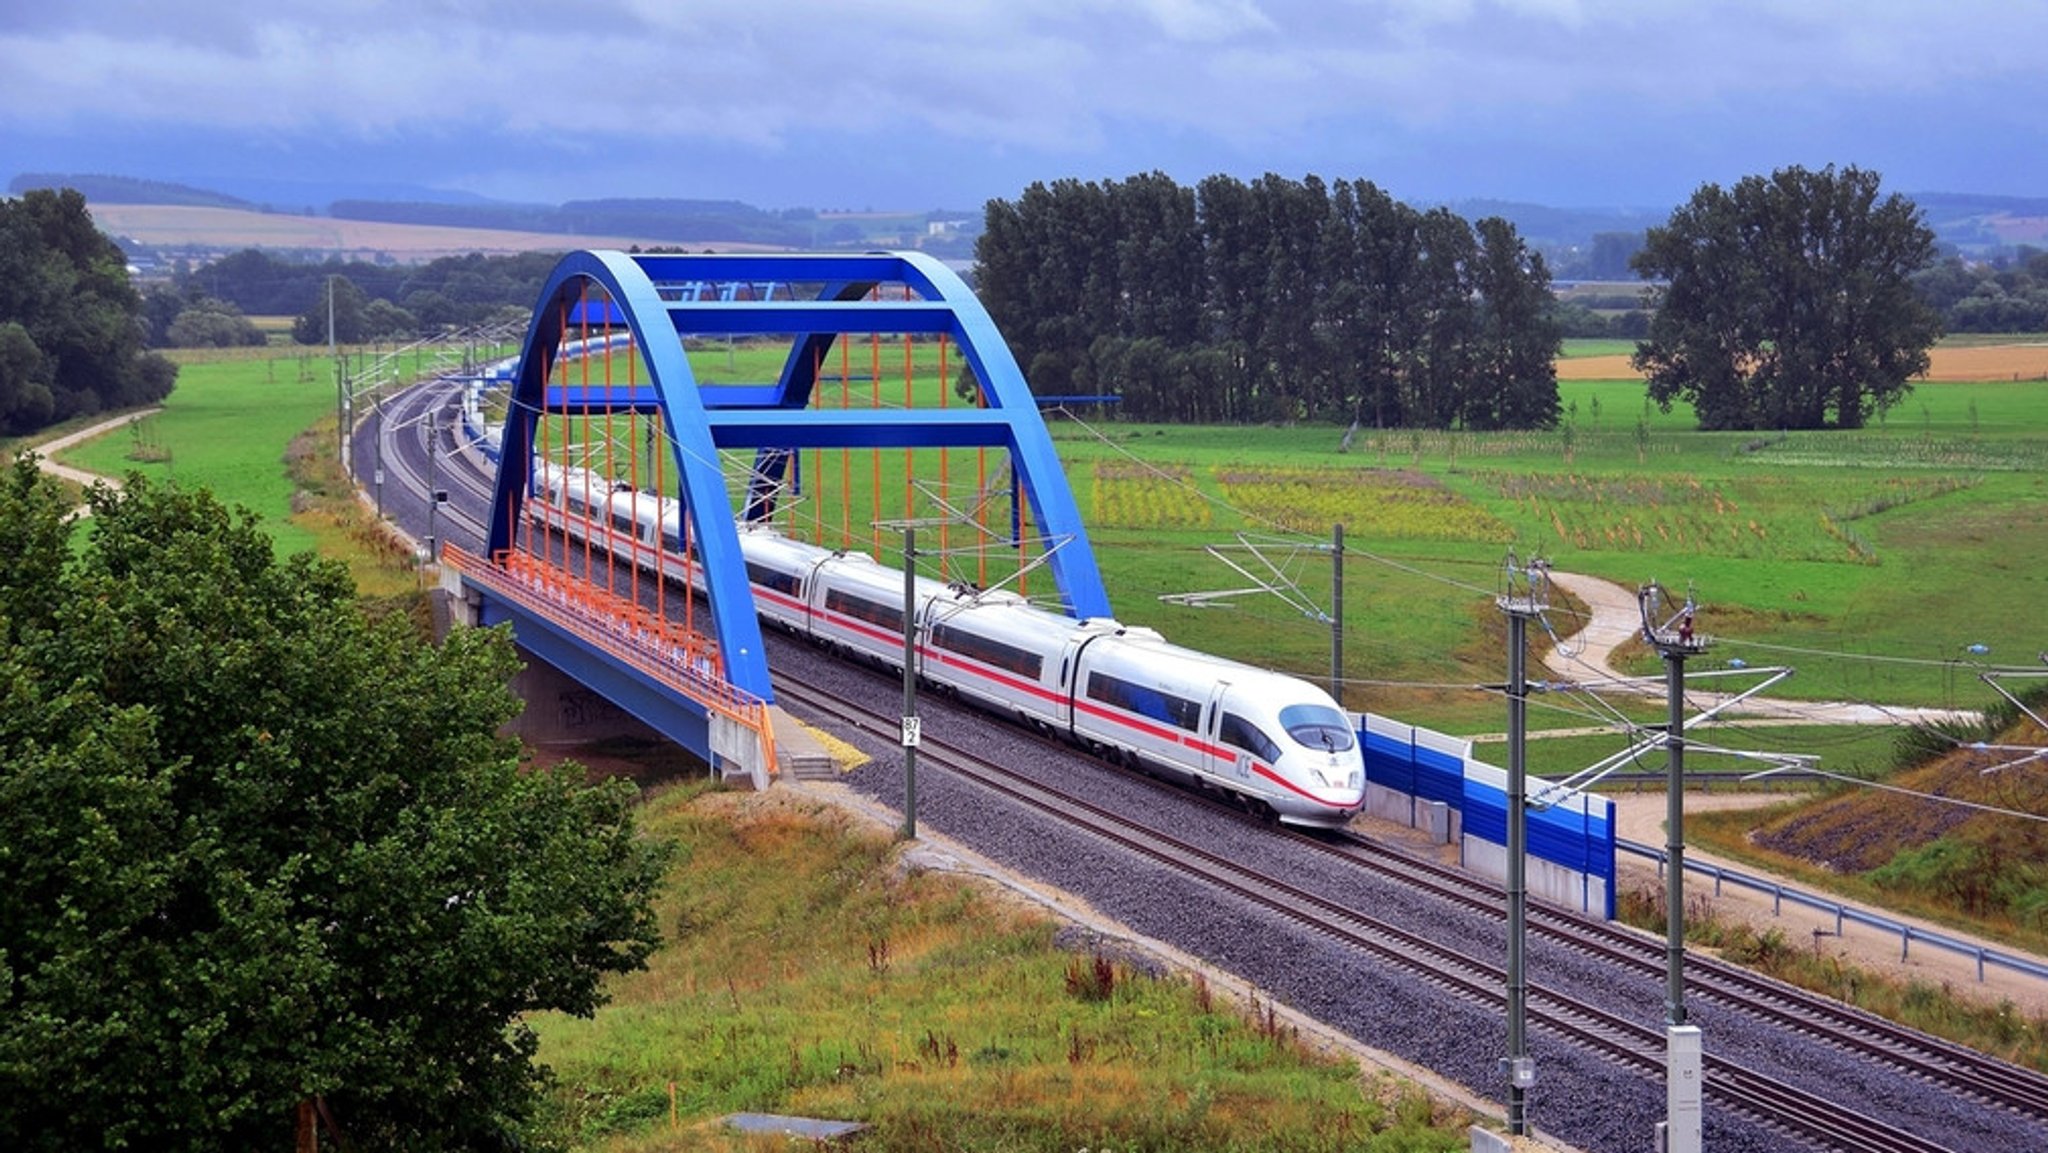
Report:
774,673,2031,1153
1307,830,2048,1123
359,377,493,546
376,371,2042,1149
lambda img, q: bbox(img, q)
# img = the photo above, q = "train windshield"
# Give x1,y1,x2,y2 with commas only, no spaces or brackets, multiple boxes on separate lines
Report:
1278,704,1356,753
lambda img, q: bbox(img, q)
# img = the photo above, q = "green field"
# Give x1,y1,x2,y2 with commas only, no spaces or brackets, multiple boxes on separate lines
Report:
1557,337,1638,358
54,355,343,555
502,337,2048,730
528,785,1466,1151
1046,398,2048,718
31,338,2048,1145
62,338,2048,726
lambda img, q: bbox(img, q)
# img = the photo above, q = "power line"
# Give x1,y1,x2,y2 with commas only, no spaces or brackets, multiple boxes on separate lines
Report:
1743,764,2048,825
1721,636,2042,674
1049,405,1501,600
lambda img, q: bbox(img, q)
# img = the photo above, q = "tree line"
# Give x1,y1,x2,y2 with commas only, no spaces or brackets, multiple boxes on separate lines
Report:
165,247,561,344
1549,240,2048,339
1913,247,2048,333
975,172,1563,430
0,189,177,435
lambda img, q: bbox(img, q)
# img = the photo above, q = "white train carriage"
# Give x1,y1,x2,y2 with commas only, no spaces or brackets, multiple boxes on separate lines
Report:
800,548,951,672
1069,634,1364,824
522,460,1365,827
921,595,1110,732
731,528,834,633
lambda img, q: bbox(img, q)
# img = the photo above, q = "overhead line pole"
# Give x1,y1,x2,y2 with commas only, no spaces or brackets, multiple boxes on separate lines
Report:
900,527,920,841
1640,582,1709,1153
1496,554,1546,1137
1331,523,1345,705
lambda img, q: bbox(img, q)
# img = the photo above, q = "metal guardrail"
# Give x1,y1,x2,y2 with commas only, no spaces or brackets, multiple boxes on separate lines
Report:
442,544,779,781
1547,771,1829,789
1618,838,2048,988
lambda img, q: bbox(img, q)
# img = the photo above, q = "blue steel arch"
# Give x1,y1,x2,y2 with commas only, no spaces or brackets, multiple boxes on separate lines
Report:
485,250,1113,702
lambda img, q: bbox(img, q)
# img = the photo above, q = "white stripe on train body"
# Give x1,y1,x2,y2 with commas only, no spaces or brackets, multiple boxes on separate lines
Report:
523,461,1364,827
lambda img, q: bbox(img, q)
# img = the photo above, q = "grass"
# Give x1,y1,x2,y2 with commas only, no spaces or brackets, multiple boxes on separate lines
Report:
1037,384,2048,719
53,355,342,555
42,336,2048,732
36,337,2048,1135
1936,331,2048,348
528,784,1470,1151
1485,724,1908,782
1617,878,2048,1074
39,348,451,598
508,335,2048,728
1557,338,1638,358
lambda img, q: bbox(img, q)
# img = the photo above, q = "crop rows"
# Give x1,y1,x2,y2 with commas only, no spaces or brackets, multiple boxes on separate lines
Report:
1217,467,1513,542
1473,469,1986,564
1089,463,1213,529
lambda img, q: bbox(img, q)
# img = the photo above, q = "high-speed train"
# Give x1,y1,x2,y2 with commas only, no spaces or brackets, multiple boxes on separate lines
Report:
527,461,1366,828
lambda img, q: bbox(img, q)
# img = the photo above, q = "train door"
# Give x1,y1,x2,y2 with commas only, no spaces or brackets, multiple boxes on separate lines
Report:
1203,682,1239,784
1055,633,1093,737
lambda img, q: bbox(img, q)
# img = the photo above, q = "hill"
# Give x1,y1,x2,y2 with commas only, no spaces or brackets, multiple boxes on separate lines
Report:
1744,705,2048,950
8,172,254,210
80,203,776,263
21,169,2041,267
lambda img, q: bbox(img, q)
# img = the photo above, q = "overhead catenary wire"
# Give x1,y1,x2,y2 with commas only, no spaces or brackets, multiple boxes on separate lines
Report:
1047,404,1501,601
1743,764,2048,825
498,312,2041,771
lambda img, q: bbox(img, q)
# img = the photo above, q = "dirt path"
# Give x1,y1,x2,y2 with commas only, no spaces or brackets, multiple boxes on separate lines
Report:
1540,569,1977,727
1533,570,2046,1013
22,409,162,511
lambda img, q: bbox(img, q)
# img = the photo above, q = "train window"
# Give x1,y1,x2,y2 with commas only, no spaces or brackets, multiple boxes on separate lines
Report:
1278,704,1356,752
661,532,682,552
824,589,903,632
745,561,802,597
609,511,638,534
1219,713,1281,764
1086,672,1201,732
932,623,1043,679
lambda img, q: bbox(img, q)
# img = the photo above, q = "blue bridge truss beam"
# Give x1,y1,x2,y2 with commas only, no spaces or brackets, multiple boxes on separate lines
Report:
481,250,1112,717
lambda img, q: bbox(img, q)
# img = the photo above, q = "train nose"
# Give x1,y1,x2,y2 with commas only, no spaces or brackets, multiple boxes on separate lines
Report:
1303,760,1365,803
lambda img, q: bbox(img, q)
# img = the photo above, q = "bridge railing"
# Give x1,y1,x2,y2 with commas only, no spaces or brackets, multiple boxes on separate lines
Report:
442,544,779,782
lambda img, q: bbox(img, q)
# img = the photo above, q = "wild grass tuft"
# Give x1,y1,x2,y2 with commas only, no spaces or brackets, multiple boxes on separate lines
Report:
529,789,1469,1150
1618,879,2048,1073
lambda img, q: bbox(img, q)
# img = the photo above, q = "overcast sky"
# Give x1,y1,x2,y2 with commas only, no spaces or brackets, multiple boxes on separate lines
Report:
2,0,2041,211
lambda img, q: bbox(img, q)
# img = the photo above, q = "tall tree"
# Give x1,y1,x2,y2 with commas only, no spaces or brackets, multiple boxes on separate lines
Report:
1404,208,1480,429
0,461,667,1151
0,188,177,433
1465,216,1562,431
977,171,1562,429
1632,165,1941,430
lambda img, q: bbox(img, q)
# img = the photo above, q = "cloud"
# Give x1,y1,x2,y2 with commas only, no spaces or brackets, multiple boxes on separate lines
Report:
2,1,2045,207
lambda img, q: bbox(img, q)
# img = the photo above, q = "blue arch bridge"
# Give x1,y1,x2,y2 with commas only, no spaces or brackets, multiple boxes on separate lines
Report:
441,250,1111,787
437,247,1614,917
